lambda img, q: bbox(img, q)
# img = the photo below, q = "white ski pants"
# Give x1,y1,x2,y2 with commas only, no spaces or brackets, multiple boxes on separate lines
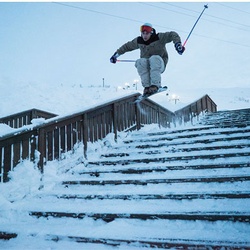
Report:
135,55,165,88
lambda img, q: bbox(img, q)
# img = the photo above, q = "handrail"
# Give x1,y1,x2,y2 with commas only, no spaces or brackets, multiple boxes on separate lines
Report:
0,93,217,183
0,93,174,182
0,109,57,128
174,94,217,125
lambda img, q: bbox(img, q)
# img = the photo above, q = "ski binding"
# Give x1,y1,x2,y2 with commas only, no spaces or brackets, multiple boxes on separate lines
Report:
134,86,168,103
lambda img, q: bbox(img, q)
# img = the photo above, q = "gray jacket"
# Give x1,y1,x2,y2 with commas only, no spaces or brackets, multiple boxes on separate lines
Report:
116,30,181,67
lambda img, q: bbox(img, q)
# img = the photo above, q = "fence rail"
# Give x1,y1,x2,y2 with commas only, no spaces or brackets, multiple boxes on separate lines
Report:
174,94,217,124
0,109,57,128
0,93,176,182
0,93,217,183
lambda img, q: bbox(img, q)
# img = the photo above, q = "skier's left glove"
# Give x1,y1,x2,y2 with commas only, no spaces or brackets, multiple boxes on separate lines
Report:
175,42,185,55
110,52,119,64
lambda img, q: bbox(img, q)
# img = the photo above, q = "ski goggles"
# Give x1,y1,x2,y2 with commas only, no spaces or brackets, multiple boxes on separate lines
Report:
140,25,153,33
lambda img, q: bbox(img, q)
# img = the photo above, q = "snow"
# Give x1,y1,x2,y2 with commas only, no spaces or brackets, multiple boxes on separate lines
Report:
0,83,250,249
0,124,15,137
0,82,250,118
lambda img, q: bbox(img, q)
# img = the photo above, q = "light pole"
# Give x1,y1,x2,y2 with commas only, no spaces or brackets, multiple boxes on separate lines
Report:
124,82,130,89
172,94,180,104
133,79,139,90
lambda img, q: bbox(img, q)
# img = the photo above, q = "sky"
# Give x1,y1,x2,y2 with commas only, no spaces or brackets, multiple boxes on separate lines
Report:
0,1,250,91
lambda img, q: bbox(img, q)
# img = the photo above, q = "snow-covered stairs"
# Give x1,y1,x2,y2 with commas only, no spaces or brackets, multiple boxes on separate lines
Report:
199,108,250,127
1,109,250,249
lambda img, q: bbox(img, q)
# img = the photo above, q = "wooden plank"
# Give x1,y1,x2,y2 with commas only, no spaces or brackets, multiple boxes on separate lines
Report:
38,128,46,172
60,126,66,154
83,114,88,158
43,234,250,249
0,147,3,182
56,193,250,200
0,232,18,240
13,142,21,166
62,175,250,186
30,211,250,223
113,103,118,140
72,122,77,145
3,145,11,182
47,131,53,161
30,135,37,163
21,138,30,160
54,128,60,160
66,124,72,151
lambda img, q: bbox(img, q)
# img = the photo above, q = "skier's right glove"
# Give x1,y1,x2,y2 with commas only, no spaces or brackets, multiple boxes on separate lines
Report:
175,42,185,55
110,52,119,64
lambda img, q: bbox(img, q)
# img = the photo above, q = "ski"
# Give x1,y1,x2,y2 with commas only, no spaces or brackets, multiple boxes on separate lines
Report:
134,86,168,103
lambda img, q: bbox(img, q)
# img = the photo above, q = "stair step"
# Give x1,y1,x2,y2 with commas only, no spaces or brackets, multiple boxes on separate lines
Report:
54,192,250,200
62,175,250,186
77,163,250,176
101,144,250,158
0,231,18,240
124,128,250,144
52,181,249,197
200,109,250,127
45,234,250,249
134,135,250,149
70,165,249,179
144,125,250,137
88,151,250,166
30,211,250,223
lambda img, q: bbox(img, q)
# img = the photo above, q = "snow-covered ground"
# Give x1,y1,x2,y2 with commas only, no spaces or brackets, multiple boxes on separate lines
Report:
0,81,249,118
0,83,250,249
0,83,249,137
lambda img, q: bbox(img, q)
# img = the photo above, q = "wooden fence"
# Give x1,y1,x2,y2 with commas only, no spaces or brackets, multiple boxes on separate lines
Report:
174,94,217,125
0,93,175,182
0,109,57,128
0,93,217,183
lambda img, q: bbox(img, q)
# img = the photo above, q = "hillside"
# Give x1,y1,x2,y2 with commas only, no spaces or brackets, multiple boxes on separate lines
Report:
0,81,249,118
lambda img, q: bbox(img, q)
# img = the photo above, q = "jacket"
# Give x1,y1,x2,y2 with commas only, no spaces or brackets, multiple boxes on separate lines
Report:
116,30,181,67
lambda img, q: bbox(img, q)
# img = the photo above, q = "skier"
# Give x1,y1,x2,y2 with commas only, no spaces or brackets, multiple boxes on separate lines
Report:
110,23,185,96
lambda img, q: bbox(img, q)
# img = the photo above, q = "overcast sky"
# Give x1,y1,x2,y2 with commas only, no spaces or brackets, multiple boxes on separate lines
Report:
1,2,250,91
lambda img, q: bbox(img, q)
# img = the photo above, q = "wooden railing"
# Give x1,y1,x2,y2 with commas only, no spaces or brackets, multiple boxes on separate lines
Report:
0,109,57,128
0,93,217,183
174,94,217,125
0,93,175,182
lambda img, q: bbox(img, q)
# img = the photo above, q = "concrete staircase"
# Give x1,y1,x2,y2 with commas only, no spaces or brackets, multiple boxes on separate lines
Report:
1,108,250,249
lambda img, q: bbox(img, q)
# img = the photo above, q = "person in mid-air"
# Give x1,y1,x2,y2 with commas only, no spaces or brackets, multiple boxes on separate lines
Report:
110,23,185,96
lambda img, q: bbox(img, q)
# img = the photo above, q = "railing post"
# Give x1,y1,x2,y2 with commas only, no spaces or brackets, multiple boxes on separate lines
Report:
113,103,118,140
3,145,11,182
83,113,88,159
135,103,141,130
38,128,46,173
157,107,161,128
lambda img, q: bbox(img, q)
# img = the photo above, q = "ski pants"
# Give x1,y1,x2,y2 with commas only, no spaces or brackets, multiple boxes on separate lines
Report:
135,55,165,88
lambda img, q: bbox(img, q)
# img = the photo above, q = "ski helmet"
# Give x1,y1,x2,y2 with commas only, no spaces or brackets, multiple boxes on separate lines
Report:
140,23,153,33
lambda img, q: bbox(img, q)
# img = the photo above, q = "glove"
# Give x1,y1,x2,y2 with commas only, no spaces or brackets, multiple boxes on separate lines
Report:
110,52,119,63
175,42,185,55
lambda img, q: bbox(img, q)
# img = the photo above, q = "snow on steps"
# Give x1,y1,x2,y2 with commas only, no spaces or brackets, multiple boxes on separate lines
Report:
200,108,250,127
1,109,250,249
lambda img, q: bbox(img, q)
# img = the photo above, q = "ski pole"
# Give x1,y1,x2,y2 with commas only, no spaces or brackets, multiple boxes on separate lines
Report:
117,59,136,63
183,4,208,47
